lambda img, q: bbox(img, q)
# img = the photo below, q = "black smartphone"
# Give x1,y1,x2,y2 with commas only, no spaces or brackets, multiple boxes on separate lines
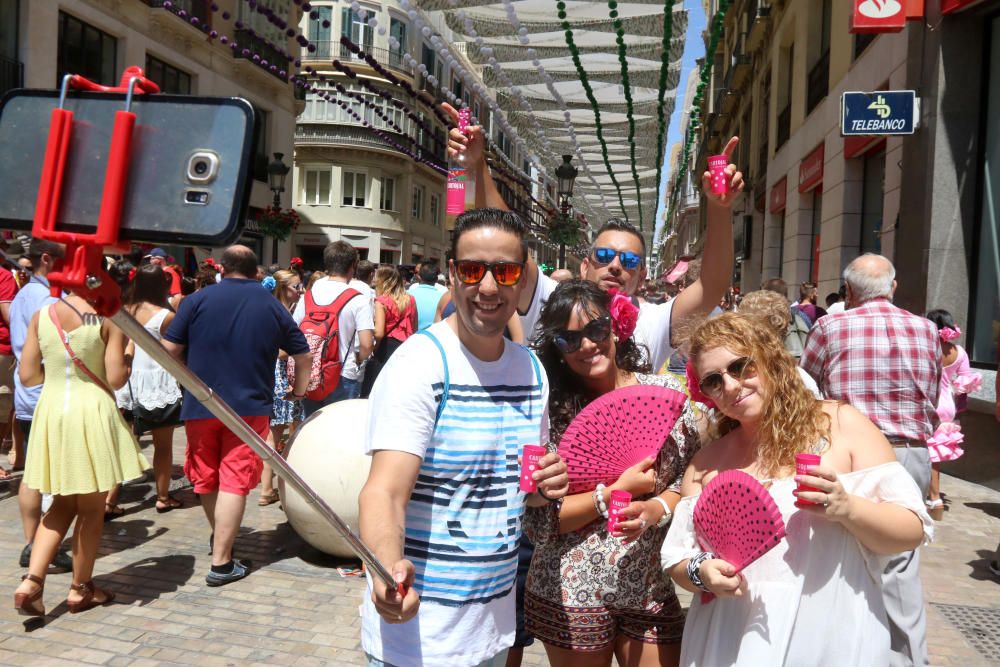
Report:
0,89,255,246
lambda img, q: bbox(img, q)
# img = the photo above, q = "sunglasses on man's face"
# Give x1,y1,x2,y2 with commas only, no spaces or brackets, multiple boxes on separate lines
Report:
553,316,612,354
697,356,757,398
454,260,524,286
591,247,642,270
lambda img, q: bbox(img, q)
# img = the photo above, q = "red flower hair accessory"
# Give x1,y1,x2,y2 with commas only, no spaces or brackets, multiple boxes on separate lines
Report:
128,268,137,282
290,256,303,267
607,289,639,340
204,258,217,268
939,326,961,342
685,361,716,409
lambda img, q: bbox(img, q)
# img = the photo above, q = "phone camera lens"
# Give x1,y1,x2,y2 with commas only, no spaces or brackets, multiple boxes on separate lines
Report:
193,160,209,176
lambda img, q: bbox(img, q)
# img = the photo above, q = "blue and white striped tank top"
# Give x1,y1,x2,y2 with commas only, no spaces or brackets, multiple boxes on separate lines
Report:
405,329,545,607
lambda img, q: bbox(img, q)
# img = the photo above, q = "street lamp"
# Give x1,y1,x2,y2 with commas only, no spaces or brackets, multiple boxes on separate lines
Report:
554,155,578,268
267,152,290,262
267,152,290,209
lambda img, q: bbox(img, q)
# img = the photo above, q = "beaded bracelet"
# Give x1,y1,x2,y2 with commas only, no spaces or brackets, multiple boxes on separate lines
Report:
686,551,716,593
592,483,609,519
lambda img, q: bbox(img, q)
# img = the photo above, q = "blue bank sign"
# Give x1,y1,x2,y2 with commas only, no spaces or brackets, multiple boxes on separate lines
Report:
841,91,920,136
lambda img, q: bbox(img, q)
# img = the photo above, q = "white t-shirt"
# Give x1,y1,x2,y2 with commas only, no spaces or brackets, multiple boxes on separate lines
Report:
342,279,375,381
362,321,549,667
292,278,374,380
826,301,846,315
526,269,676,372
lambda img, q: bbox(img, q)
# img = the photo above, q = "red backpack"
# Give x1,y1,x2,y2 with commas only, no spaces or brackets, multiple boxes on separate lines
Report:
291,287,360,400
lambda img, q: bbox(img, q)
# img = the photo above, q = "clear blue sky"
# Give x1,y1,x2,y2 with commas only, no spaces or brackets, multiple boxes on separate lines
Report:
654,1,706,242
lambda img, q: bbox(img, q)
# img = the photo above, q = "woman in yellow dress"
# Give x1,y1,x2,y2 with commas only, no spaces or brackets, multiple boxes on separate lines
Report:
13,294,149,616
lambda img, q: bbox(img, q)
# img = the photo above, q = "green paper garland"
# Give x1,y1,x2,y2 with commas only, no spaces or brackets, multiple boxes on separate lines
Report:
609,0,646,229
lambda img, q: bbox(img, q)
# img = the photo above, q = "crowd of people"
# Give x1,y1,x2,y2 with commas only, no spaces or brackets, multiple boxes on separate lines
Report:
0,122,993,667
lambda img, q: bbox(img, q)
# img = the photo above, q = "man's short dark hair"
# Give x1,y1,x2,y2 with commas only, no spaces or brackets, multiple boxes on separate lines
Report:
593,218,646,265
450,208,528,262
323,241,359,275
356,259,376,283
266,263,281,276
419,262,439,284
762,277,787,296
220,245,258,277
825,292,841,308
27,239,65,263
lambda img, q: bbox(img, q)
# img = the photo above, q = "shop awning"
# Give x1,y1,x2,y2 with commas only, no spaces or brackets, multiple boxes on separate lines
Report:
663,259,690,284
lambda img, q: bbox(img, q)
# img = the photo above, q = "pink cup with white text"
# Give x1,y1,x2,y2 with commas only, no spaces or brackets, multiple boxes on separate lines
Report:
708,154,730,195
794,453,822,507
520,445,547,493
608,490,632,534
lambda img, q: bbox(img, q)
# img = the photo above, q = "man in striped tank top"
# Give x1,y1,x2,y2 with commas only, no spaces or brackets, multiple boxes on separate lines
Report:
359,209,569,667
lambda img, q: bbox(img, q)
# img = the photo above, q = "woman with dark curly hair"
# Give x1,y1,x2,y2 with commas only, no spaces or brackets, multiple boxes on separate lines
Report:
523,279,699,667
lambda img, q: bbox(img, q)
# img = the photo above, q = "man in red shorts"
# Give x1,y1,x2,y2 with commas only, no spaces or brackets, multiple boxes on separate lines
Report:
164,245,310,586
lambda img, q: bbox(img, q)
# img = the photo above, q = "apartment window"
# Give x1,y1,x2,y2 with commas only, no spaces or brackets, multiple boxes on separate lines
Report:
342,8,374,50
776,45,793,148
302,168,333,205
757,74,770,172
252,106,269,182
380,249,397,265
429,194,440,226
806,0,831,114
854,34,876,61
412,185,424,220
860,150,885,254
380,177,396,211
309,6,333,58
776,213,786,276
389,18,407,69
57,12,117,86
343,171,367,207
145,55,191,95
452,74,463,101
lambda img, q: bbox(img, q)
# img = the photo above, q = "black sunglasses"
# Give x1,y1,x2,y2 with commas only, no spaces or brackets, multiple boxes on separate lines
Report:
697,357,757,397
454,260,525,286
591,247,642,270
553,316,612,354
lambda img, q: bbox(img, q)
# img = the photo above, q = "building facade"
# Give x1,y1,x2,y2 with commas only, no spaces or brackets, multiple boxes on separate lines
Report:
4,0,302,266
291,2,544,270
664,0,1000,485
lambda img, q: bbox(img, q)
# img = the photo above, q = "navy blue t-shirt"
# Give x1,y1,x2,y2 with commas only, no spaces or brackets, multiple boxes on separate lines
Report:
164,278,309,421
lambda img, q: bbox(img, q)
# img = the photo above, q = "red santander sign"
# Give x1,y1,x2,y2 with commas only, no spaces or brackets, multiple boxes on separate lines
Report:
851,0,905,33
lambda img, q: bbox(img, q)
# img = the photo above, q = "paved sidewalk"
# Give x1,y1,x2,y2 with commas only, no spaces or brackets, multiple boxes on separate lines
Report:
0,434,996,666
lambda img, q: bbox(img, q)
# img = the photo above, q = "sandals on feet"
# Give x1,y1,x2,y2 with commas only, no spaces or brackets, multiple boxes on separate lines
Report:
155,495,183,513
258,490,280,506
13,574,45,617
67,581,115,614
104,504,125,521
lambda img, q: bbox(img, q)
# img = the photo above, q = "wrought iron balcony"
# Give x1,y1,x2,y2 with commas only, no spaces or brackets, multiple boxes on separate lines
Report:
142,0,211,26
0,55,23,99
302,41,413,77
233,28,290,82
295,122,444,171
747,3,771,52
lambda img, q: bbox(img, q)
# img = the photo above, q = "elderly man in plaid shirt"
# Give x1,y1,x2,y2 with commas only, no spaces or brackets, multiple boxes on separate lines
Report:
801,253,938,667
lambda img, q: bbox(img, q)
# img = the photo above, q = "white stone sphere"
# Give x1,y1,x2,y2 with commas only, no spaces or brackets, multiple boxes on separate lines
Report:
279,399,371,557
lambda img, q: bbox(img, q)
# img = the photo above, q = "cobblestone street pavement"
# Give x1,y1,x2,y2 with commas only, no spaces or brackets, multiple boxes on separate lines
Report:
0,434,996,666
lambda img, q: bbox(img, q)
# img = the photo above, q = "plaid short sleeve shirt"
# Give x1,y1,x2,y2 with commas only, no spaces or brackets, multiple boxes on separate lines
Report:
800,299,940,441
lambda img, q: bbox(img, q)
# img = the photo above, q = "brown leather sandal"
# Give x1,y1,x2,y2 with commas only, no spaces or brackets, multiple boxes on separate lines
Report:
66,581,115,614
14,573,45,617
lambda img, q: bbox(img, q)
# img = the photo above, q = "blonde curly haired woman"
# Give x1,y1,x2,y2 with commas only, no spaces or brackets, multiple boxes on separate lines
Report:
661,313,932,666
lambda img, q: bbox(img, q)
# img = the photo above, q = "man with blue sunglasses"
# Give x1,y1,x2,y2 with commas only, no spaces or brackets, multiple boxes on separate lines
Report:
445,102,744,373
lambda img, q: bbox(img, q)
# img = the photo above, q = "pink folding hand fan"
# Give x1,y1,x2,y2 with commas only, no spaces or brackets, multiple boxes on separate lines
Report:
692,469,786,602
558,384,688,494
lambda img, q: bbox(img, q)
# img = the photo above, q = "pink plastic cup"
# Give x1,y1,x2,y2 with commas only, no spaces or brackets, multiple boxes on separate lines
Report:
708,154,730,195
794,453,822,507
607,490,633,534
519,445,548,493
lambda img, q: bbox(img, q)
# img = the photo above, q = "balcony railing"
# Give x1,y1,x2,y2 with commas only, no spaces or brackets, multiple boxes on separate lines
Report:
0,55,24,99
776,103,791,148
142,0,211,26
233,28,289,82
302,41,413,77
806,50,829,115
296,122,444,170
